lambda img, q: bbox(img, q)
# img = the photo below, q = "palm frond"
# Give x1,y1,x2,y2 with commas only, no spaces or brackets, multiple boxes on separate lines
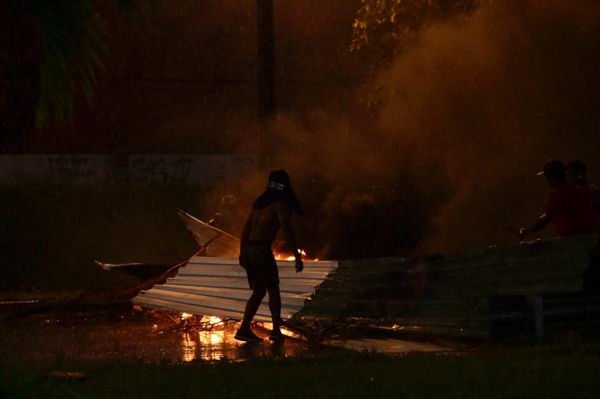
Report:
27,0,106,127
26,0,147,128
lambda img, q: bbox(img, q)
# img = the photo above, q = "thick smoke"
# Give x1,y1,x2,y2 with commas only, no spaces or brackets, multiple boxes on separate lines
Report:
59,0,599,259
239,0,600,258
373,0,600,252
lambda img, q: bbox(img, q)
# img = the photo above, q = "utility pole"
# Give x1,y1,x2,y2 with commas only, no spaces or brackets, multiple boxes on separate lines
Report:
256,0,276,169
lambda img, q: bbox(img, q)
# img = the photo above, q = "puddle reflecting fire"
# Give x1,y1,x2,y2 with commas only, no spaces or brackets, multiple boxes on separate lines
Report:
0,306,458,365
177,315,241,362
180,332,197,362
175,315,309,362
180,329,234,362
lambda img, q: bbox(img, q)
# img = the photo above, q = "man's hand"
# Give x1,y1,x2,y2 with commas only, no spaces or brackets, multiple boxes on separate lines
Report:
295,257,303,273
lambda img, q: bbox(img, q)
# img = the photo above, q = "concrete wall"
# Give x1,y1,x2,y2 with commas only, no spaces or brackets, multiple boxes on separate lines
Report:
0,154,257,186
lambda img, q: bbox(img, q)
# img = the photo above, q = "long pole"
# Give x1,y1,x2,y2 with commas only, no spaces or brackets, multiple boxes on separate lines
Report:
256,0,276,169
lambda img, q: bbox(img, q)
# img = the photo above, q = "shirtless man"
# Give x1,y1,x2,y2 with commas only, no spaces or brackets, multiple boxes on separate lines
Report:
235,170,303,343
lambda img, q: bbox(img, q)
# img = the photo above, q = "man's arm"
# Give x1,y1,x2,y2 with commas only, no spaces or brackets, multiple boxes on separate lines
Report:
275,202,303,272
519,213,552,241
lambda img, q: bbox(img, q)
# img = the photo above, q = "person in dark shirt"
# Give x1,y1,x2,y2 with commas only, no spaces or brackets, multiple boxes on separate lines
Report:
519,160,598,241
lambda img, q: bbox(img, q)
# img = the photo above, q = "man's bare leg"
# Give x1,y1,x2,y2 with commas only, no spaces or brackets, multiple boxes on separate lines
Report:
235,287,266,342
267,285,284,341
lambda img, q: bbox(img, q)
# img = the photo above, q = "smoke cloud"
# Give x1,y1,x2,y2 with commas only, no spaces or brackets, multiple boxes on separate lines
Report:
246,0,600,258
34,0,596,259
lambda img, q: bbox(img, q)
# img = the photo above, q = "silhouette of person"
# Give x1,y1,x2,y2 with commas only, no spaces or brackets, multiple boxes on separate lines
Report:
235,170,303,343
519,160,598,241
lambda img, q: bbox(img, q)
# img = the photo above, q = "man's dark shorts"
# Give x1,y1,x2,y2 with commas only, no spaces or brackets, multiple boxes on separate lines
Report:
239,242,279,290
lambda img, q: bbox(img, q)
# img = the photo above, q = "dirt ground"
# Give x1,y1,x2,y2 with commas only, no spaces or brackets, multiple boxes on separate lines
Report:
0,302,314,365
0,302,457,366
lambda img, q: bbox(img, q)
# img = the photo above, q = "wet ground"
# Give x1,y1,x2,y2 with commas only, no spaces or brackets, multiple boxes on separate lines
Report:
0,302,457,365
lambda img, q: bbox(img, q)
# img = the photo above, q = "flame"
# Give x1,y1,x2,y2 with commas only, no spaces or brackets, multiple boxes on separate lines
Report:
274,248,317,261
181,312,193,321
200,315,223,325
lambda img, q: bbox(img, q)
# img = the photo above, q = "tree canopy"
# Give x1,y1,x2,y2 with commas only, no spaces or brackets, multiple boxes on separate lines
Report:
350,0,485,108
351,0,483,67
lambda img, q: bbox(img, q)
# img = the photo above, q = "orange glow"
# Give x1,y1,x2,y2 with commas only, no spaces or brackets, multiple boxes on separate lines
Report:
274,248,319,261
199,329,225,347
178,318,237,362
200,315,223,326
181,312,193,320
180,332,197,362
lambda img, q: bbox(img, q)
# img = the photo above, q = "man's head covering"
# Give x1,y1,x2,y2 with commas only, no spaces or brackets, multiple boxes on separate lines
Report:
253,169,303,214
537,160,565,181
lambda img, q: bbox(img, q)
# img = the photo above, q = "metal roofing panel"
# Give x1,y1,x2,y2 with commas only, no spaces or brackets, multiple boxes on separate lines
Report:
133,256,338,320
177,211,240,257
166,277,319,294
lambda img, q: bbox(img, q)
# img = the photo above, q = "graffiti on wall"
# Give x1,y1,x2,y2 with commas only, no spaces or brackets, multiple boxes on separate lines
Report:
0,154,258,186
47,156,96,182
130,156,193,186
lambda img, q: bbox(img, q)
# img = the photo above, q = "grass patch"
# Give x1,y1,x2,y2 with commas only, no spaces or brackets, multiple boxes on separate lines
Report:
2,347,600,398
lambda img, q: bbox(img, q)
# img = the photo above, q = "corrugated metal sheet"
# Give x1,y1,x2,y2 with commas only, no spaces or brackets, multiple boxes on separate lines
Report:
177,210,240,257
133,256,338,321
302,235,597,338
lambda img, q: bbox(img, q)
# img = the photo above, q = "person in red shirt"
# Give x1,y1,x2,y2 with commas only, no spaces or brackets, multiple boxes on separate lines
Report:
566,160,600,293
519,160,598,241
